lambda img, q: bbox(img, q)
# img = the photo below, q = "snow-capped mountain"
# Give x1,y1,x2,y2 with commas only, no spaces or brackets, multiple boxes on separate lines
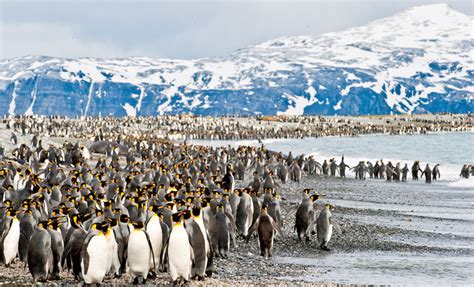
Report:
0,4,472,116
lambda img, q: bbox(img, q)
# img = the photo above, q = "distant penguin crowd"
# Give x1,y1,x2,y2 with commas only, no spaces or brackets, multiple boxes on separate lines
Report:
2,113,473,142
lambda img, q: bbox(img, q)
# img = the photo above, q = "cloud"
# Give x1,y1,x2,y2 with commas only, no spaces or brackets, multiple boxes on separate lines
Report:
1,1,472,59
0,22,147,59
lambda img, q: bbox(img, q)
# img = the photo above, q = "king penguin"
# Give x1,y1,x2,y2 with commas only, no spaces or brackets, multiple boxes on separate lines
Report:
127,220,154,284
167,211,194,284
1,208,20,266
316,204,340,251
145,205,163,277
27,221,53,282
80,222,109,284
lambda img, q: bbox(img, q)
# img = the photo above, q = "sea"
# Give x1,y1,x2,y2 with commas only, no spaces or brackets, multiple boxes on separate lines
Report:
191,131,474,285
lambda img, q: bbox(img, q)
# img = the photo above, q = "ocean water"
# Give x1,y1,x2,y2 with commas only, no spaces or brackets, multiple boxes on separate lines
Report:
192,132,474,285
191,132,474,188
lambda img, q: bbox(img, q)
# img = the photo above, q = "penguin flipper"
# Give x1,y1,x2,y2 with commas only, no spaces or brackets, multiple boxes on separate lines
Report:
246,217,260,243
160,236,170,272
330,218,342,234
143,230,156,271
80,233,95,275
270,217,284,238
224,211,237,232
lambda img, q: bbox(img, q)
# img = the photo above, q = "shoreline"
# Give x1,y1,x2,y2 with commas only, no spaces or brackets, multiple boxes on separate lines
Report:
0,175,471,286
0,115,472,286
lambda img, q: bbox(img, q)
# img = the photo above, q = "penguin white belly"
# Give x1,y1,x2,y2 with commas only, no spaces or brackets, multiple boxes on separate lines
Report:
146,216,163,269
82,235,108,284
168,227,192,281
127,230,151,278
106,232,120,275
325,224,333,243
3,218,20,265
244,205,254,236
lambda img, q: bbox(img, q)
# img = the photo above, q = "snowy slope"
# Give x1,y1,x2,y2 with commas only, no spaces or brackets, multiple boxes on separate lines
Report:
0,4,472,116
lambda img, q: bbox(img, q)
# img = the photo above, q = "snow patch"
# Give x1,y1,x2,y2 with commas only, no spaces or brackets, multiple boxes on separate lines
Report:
122,103,136,117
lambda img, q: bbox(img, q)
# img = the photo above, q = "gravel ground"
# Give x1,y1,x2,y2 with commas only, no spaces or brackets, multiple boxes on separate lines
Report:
1,172,472,286
0,120,472,286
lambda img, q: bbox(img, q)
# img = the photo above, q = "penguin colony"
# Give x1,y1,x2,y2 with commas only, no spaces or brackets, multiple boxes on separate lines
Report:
0,114,472,284
0,131,342,284
1,113,472,144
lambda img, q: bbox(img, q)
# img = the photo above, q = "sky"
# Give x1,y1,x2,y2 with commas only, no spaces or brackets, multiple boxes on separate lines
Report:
0,0,472,60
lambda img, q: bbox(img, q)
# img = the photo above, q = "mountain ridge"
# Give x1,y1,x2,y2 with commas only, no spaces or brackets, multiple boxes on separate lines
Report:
0,3,472,117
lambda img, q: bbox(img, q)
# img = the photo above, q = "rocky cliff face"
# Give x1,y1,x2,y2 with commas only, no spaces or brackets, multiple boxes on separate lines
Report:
0,4,472,117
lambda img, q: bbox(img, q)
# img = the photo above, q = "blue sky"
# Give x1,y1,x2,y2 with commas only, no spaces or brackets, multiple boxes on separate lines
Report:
1,0,472,59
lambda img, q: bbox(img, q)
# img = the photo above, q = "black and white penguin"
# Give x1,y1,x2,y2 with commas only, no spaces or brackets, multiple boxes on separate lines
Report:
167,211,193,284
236,189,254,237
1,208,20,266
145,205,164,277
27,221,53,282
295,194,322,241
80,222,109,284
316,204,340,251
47,218,64,280
246,205,282,258
127,220,154,284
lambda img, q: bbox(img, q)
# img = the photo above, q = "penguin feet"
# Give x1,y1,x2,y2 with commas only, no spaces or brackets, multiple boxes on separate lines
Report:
196,275,205,281
321,246,331,252
148,271,157,279
49,273,61,280
133,277,146,285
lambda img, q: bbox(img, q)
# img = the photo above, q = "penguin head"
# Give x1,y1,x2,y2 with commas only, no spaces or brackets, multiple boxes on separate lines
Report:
119,214,130,223
91,221,103,235
71,214,81,227
2,200,13,207
201,198,210,208
216,204,225,212
132,221,145,229
166,202,175,210
261,204,268,212
51,208,60,217
325,204,335,210
186,196,194,204
303,188,313,194
174,199,185,208
95,209,104,217
5,208,16,217
171,212,183,224
310,194,323,202
37,221,48,229
99,221,109,233
106,217,118,227
149,204,160,213
48,219,62,230
182,209,192,220
192,205,201,217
